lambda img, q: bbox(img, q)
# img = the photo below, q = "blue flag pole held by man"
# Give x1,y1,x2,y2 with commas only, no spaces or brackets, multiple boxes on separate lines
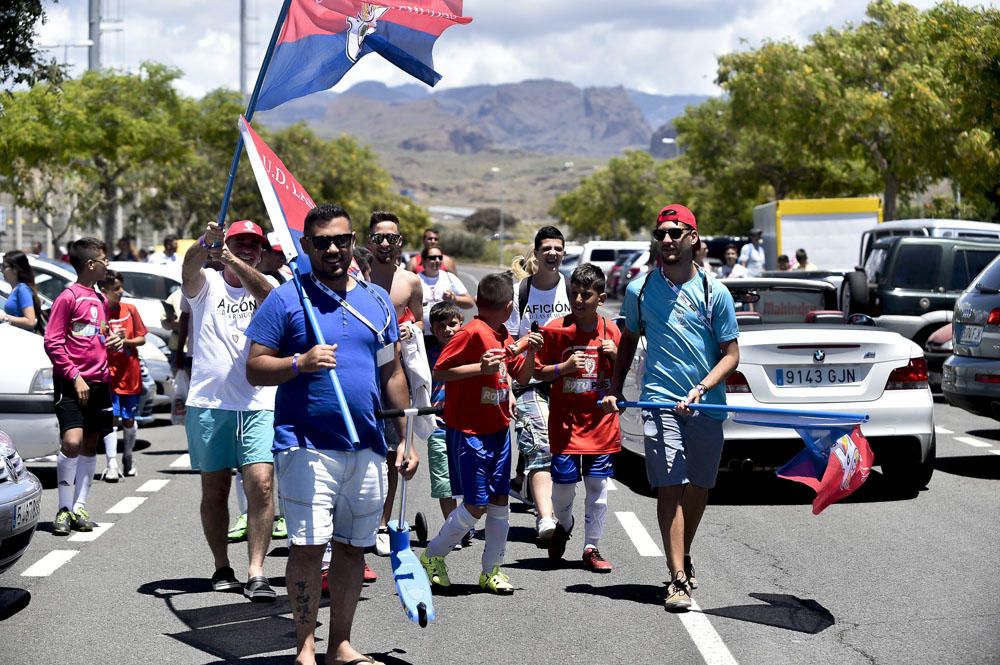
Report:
616,401,874,514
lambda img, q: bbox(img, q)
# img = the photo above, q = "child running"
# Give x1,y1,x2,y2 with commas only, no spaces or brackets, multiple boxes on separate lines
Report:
421,273,542,594
533,263,621,571
425,301,465,529
99,270,147,481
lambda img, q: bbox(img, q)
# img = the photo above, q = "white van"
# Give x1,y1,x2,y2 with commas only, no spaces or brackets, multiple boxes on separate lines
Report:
579,240,651,277
858,219,1000,266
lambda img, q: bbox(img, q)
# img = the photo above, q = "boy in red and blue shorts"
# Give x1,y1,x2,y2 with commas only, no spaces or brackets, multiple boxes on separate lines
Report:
533,263,621,572
421,273,542,594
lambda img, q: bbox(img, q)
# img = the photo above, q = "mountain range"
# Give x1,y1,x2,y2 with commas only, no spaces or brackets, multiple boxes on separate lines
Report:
256,79,710,157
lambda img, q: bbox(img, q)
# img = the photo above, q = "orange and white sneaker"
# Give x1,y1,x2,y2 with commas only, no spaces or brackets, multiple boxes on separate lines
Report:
582,547,613,573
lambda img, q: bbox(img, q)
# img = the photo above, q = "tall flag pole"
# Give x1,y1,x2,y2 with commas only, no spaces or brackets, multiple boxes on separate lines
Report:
215,0,294,229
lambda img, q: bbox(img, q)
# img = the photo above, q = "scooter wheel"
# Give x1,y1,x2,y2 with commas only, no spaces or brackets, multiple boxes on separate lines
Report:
417,602,428,628
414,511,428,547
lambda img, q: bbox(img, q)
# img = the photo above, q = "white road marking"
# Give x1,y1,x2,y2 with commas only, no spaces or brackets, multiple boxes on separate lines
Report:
107,497,147,514
680,599,740,665
169,453,191,468
955,436,991,448
935,426,953,435
68,522,113,542
989,449,1000,456
136,479,170,492
615,511,663,557
606,478,617,491
21,550,78,577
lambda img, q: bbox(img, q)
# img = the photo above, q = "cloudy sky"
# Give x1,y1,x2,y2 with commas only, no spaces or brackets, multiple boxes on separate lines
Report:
37,0,989,99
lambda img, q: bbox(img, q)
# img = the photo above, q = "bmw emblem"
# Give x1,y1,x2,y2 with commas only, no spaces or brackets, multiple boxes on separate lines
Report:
813,349,826,363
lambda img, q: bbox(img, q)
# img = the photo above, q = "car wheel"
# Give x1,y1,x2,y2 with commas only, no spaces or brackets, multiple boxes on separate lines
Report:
880,435,935,494
841,270,869,314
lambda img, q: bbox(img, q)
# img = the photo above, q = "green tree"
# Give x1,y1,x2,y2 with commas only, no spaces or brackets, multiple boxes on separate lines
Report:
0,0,64,90
464,207,521,234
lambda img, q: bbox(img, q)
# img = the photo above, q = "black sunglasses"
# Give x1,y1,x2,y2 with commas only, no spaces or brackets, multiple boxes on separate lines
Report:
369,232,402,246
425,255,444,262
652,227,692,241
306,233,354,251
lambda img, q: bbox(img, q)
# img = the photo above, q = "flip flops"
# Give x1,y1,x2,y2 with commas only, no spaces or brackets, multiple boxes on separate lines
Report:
339,658,385,665
243,576,276,602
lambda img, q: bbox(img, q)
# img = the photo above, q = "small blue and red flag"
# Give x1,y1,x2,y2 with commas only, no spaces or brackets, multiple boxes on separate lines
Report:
257,0,472,112
238,116,316,270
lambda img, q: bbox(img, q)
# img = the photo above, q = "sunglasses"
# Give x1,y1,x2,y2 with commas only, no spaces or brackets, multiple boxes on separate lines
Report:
369,232,402,246
652,227,692,241
306,233,354,251
425,255,444,262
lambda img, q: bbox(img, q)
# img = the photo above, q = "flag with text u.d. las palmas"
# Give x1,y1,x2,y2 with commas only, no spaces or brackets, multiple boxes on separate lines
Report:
238,116,317,271
257,0,472,112
731,411,874,515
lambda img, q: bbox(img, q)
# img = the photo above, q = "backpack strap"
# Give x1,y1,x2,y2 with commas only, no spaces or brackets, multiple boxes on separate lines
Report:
518,276,532,319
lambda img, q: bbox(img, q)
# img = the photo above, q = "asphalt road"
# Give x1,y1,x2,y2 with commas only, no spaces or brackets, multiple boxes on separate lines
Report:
2,266,998,665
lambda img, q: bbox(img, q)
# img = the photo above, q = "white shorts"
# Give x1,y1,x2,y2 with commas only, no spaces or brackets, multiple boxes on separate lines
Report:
274,447,388,548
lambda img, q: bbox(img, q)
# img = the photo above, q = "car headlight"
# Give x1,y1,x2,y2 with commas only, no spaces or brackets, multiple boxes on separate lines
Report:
0,430,26,482
30,367,54,394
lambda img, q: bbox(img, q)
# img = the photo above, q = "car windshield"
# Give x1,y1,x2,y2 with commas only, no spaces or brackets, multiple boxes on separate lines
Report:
864,248,887,283
729,286,830,323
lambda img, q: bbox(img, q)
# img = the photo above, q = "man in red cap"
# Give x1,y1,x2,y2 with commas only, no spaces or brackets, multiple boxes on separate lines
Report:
181,221,280,602
602,204,741,612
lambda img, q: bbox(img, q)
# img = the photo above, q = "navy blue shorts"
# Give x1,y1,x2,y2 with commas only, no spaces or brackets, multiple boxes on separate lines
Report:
551,453,615,485
447,426,511,507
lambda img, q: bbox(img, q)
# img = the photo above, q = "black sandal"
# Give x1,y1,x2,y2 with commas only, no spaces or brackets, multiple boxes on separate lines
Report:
243,576,276,602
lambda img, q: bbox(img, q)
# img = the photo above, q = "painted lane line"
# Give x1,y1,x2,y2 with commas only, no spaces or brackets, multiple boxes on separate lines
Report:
680,599,740,665
22,550,78,577
615,511,663,557
989,449,1000,456
935,426,953,435
955,436,991,448
606,478,617,491
68,522,113,542
107,497,147,514
169,453,191,468
136,479,170,492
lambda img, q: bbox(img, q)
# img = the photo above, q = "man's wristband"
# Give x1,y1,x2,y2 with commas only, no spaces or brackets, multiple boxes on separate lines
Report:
198,235,210,250
695,383,707,396
553,364,560,377
291,353,301,376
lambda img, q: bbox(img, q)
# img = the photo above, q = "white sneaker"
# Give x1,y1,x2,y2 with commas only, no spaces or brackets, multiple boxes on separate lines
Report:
375,527,391,556
101,466,120,483
123,464,137,477
537,517,557,543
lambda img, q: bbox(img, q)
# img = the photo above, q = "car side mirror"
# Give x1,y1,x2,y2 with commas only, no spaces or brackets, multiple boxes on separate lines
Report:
848,313,876,326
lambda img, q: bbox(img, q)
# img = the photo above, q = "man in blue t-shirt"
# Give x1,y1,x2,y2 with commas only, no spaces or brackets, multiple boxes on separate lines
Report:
246,204,417,665
602,204,740,613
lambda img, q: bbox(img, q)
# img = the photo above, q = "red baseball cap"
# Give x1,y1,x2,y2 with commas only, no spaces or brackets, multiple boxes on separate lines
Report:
225,220,265,243
656,204,697,231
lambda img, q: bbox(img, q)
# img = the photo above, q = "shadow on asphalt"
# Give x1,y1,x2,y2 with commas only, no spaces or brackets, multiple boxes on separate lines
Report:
702,592,835,634
564,582,662,606
967,428,1000,442
934,454,1000,480
202,653,414,665
0,588,31,621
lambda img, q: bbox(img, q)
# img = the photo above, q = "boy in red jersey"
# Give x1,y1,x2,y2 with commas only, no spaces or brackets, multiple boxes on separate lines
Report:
421,273,542,594
43,238,116,535
533,263,621,572
99,270,147,481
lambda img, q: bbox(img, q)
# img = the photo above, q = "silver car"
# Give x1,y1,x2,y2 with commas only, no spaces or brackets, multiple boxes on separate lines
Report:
0,430,43,574
943,255,1000,418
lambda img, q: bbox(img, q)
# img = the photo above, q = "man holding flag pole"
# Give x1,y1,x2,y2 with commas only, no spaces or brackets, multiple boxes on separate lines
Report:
601,204,741,612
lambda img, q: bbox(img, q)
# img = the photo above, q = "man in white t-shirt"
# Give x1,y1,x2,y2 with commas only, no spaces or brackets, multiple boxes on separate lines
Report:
182,220,278,602
418,246,474,330
506,226,573,544
148,234,180,265
738,228,765,277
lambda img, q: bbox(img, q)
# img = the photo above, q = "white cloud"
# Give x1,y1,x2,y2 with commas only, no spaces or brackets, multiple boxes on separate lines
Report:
37,0,990,98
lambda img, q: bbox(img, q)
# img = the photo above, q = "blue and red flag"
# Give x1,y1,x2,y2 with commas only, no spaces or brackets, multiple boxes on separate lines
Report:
237,116,316,270
257,0,472,111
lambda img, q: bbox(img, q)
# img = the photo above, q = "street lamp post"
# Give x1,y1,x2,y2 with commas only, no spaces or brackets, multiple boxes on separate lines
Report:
491,166,504,268
661,136,679,159
39,40,95,67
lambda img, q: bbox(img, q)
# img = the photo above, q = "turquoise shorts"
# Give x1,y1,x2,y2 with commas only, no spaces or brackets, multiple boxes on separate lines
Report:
185,406,274,473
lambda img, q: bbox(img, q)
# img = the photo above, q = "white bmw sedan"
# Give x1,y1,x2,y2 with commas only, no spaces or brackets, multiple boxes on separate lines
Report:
719,278,935,494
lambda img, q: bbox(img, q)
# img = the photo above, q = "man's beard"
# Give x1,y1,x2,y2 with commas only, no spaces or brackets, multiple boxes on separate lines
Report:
313,258,346,281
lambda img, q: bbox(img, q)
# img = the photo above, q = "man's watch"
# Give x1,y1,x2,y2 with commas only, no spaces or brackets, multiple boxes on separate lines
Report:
695,383,707,396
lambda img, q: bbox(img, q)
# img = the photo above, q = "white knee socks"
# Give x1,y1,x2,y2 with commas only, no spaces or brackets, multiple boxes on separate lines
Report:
481,504,509,573
426,503,478,558
583,475,609,550
551,482,576,529
72,455,97,511
103,429,119,468
56,451,78,510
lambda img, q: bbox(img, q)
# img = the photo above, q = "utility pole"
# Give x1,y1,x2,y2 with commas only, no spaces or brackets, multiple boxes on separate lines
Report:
88,0,101,70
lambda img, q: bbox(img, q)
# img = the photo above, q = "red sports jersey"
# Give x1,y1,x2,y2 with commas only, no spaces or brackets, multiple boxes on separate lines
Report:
536,316,622,455
107,301,148,395
434,317,525,435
